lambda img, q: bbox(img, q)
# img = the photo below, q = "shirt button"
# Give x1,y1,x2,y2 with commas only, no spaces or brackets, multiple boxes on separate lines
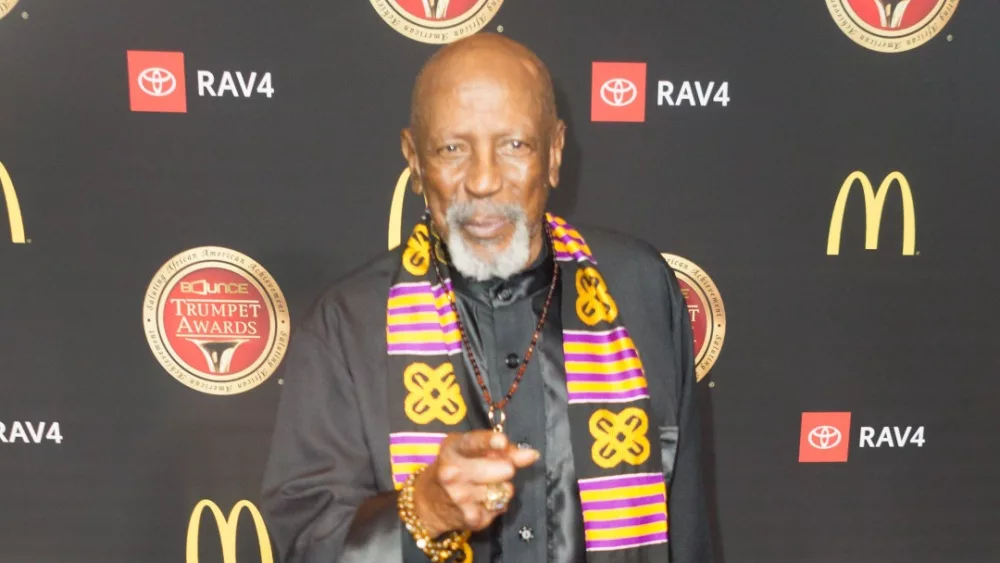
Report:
518,526,534,542
497,287,513,302
505,353,521,368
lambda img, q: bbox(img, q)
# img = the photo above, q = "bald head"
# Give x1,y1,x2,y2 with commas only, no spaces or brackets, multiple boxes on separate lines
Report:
409,33,557,139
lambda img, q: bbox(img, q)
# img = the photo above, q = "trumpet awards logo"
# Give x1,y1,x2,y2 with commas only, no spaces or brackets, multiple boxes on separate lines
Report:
662,254,725,382
187,499,273,563
143,247,290,395
370,0,504,44
826,0,959,52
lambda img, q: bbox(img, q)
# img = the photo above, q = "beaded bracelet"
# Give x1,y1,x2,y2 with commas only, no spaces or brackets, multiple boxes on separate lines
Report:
397,466,472,562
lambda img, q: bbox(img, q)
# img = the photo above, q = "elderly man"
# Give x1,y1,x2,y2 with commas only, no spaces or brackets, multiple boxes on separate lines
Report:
261,34,713,563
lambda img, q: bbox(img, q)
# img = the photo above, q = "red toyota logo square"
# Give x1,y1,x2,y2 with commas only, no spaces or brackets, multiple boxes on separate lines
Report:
799,412,851,463
591,62,646,122
127,50,187,113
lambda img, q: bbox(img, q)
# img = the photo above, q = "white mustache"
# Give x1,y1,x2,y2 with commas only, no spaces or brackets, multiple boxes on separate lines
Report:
446,201,525,225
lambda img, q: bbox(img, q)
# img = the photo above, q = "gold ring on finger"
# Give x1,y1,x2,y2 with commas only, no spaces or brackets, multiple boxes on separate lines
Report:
483,483,510,511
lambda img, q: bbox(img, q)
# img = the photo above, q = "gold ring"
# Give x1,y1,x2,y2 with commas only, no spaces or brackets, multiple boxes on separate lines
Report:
483,483,510,511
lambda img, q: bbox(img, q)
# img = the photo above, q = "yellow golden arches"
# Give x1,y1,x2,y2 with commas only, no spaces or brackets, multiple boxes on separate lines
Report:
0,161,26,244
389,168,412,251
186,499,273,563
589,407,651,469
403,362,467,425
827,171,915,256
575,267,618,326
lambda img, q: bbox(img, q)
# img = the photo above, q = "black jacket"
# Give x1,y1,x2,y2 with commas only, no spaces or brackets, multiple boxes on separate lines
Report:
260,225,713,563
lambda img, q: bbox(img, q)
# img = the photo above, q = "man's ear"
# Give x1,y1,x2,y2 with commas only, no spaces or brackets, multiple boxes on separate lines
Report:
401,128,423,195
547,119,567,188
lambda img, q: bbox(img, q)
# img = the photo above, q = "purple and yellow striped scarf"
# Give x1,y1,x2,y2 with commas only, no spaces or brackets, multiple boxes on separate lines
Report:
385,213,669,562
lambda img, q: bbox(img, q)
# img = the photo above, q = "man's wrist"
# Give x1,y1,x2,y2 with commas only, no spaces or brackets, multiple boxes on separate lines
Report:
398,468,469,561
411,468,449,538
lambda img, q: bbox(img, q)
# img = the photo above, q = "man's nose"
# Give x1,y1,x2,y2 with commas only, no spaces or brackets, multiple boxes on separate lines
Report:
464,151,502,198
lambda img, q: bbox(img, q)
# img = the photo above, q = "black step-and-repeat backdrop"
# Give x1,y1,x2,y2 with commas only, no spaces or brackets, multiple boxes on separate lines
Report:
2,1,998,562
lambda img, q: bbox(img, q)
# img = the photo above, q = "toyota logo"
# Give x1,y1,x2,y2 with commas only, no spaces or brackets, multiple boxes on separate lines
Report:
808,425,842,449
600,78,637,107
138,67,177,97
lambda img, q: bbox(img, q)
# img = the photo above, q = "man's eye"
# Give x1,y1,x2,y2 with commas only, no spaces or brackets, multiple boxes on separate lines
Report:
445,144,459,152
510,140,523,149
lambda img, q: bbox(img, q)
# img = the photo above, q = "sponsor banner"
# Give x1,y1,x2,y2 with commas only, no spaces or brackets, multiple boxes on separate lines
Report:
799,412,852,462
656,80,730,108
827,171,916,256
592,62,647,123
662,254,725,382
143,247,290,395
369,0,504,44
825,0,960,52
592,62,731,122
0,422,62,444
186,500,273,563
128,51,188,113
127,50,275,114
800,412,926,463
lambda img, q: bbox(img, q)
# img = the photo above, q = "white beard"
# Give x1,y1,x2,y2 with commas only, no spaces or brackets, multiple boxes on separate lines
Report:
444,201,532,282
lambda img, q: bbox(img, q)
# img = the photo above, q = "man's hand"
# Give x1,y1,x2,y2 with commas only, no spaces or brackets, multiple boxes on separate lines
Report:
411,430,540,538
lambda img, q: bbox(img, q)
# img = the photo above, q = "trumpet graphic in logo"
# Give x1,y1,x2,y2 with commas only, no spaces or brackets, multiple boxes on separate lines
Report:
827,171,916,256
423,0,449,18
369,0,504,44
875,0,911,28
186,499,273,563
0,161,26,244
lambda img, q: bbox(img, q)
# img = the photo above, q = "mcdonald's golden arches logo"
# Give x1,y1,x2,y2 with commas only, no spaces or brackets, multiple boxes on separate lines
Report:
827,171,916,256
0,161,27,244
186,499,273,563
0,1,21,21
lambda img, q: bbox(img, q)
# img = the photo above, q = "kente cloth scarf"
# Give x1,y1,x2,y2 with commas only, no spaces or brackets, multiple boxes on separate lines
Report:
385,213,670,562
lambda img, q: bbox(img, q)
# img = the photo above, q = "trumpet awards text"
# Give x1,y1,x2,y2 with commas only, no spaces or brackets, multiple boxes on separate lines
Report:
171,279,262,336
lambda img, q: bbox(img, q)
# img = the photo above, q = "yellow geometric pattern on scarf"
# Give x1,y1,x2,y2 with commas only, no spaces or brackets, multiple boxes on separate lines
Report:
403,223,431,276
589,407,650,469
575,266,619,326
403,361,467,425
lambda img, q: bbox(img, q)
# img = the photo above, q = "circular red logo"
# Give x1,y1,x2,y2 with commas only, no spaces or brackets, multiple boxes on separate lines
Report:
826,0,959,52
143,247,290,395
662,254,726,382
370,0,504,44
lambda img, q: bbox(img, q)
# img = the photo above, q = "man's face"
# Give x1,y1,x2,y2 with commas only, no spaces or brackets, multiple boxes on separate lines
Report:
402,59,565,276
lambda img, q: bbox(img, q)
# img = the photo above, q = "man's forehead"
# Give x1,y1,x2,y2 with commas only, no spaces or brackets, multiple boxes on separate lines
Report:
421,77,543,131
410,34,555,135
